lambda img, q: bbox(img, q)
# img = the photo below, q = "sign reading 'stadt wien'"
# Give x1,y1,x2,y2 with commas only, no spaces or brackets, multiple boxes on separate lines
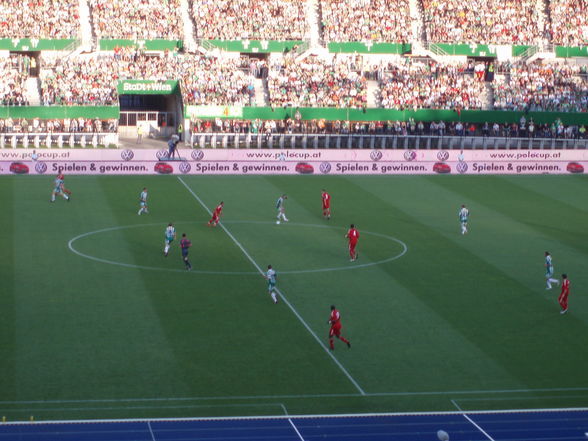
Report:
118,80,178,95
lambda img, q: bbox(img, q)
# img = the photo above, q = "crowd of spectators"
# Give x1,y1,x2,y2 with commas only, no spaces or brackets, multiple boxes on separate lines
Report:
189,117,587,139
0,58,30,106
191,0,306,40
268,56,367,108
89,0,182,40
379,61,485,110
39,51,255,106
320,0,411,43
421,0,544,44
548,0,588,47
493,63,588,112
0,117,118,133
0,0,79,39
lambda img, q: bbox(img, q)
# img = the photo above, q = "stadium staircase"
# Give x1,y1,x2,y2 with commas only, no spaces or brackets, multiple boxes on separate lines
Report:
25,77,41,106
295,0,329,60
253,78,269,106
179,0,199,53
482,82,493,110
366,80,379,107
77,0,94,52
408,0,426,45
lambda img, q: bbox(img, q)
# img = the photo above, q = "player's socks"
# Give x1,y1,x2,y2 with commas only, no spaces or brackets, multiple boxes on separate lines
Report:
271,292,277,303
340,336,350,347
138,209,142,215
164,245,169,255
329,339,334,350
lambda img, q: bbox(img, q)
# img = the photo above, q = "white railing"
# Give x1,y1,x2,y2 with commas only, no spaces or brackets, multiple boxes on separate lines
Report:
0,132,118,149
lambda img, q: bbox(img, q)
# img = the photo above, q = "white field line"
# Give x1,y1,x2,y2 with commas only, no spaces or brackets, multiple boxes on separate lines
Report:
3,408,588,425
177,177,366,396
288,418,306,441
452,398,496,441
3,387,588,406
147,421,157,441
462,414,496,441
67,221,407,276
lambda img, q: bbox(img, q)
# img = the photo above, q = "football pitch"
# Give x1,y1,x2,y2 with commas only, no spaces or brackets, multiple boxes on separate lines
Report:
1,174,587,422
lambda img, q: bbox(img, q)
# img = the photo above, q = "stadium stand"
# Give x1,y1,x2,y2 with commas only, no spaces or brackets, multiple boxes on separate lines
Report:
493,63,588,112
88,0,183,40
0,57,30,106
378,61,485,110
190,0,307,40
38,53,256,107
267,55,367,108
421,0,545,44
0,0,80,39
549,0,588,46
320,0,412,43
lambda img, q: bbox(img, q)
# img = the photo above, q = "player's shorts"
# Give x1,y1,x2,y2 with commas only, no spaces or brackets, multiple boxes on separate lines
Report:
546,268,554,278
349,241,357,250
181,248,189,257
268,281,276,291
54,186,62,193
165,237,174,244
211,214,219,222
140,201,146,207
323,203,330,209
329,323,342,338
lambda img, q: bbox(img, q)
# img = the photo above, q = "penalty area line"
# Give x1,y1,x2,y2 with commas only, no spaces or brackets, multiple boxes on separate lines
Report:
177,177,366,396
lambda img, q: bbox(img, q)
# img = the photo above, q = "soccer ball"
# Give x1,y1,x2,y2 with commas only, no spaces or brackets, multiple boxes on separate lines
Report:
437,430,449,441
276,220,281,225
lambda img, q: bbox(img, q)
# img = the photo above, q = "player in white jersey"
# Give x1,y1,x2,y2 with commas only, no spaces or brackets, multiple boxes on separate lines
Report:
138,187,149,215
276,194,288,224
458,204,469,234
265,265,278,303
163,223,176,257
545,251,559,289
50,174,70,202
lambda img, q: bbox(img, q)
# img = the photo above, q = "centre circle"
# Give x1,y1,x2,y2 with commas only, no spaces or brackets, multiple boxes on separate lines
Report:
68,221,408,275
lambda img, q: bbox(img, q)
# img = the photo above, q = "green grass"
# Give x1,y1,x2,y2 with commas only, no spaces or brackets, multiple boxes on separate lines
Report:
0,174,587,421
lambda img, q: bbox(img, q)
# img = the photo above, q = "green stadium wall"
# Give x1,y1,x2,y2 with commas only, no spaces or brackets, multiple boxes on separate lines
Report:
205,40,303,53
0,38,76,51
327,42,411,54
98,39,183,50
0,106,119,119
185,106,588,125
555,46,588,57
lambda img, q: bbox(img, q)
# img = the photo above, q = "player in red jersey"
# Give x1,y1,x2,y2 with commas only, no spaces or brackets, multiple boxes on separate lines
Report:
321,189,331,220
345,224,359,261
208,201,224,227
558,274,570,314
328,305,351,350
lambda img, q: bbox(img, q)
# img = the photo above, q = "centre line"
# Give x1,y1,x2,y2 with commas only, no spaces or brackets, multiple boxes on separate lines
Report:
177,176,366,396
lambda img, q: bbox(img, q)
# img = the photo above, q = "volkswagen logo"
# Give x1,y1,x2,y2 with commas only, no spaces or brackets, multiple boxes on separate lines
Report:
404,150,417,161
120,149,134,161
370,150,383,161
156,149,168,160
437,150,449,161
34,161,47,174
319,162,332,174
456,162,468,174
191,150,205,161
179,161,192,174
